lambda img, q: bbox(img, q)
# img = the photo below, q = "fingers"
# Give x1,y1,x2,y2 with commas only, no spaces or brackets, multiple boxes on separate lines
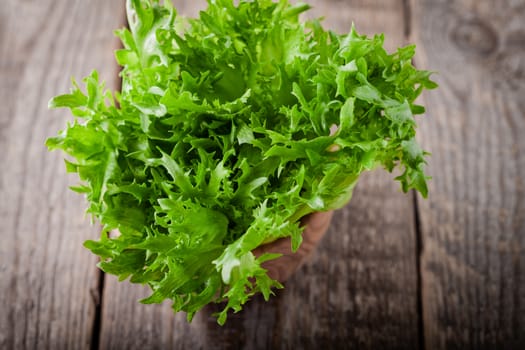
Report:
252,211,334,282
299,211,334,255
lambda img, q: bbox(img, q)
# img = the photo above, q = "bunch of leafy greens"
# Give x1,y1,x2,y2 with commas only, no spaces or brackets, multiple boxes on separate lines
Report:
47,0,436,324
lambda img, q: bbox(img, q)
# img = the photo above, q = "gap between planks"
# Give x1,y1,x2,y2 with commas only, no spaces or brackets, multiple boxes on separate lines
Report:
90,7,128,349
402,0,427,348
90,268,105,350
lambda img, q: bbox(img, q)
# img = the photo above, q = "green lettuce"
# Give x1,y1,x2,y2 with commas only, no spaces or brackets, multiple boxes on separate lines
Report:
47,0,436,324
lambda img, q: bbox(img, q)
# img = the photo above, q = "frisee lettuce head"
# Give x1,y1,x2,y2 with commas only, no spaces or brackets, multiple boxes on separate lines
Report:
47,0,436,324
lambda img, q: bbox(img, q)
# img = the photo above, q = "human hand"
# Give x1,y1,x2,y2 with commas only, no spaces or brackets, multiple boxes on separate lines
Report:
252,211,334,283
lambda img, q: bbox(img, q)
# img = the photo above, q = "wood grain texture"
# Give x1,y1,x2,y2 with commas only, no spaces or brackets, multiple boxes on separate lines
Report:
411,0,525,348
0,1,124,349
98,1,421,349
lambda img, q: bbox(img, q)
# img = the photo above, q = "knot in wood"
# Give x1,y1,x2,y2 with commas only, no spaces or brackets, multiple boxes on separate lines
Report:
451,18,498,57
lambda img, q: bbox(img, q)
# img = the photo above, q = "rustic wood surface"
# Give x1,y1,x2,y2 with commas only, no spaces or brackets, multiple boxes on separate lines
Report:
411,0,525,348
0,1,124,349
0,0,523,349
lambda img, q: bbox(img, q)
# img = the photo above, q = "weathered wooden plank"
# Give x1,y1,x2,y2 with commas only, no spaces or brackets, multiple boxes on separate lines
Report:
411,0,525,348
0,1,124,349
98,1,420,349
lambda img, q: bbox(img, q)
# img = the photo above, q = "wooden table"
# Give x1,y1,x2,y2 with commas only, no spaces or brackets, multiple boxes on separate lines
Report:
1,0,524,349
